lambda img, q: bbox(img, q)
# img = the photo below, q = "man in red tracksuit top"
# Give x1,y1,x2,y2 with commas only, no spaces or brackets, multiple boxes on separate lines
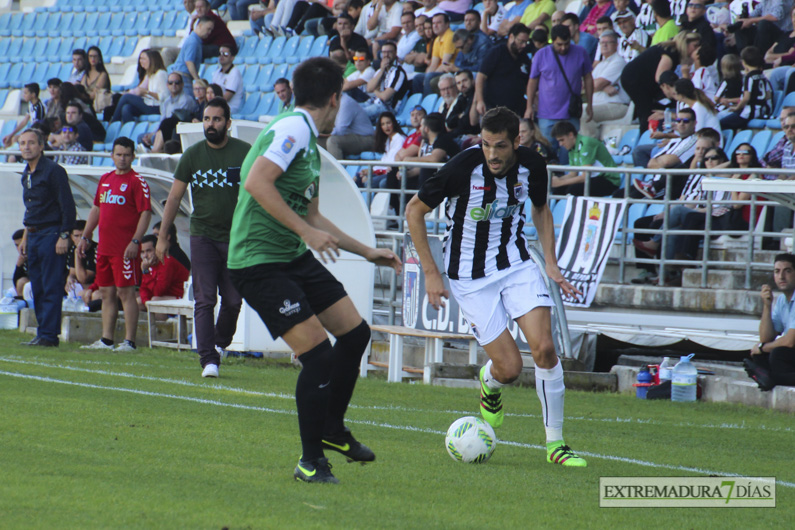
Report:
138,234,190,309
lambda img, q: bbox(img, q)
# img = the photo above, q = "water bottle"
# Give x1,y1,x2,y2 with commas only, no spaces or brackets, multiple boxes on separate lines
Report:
636,366,653,399
659,357,673,382
664,108,672,132
671,354,698,402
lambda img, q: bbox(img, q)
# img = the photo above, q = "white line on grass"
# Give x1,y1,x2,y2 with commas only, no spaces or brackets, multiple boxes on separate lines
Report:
2,369,793,490
1,356,792,435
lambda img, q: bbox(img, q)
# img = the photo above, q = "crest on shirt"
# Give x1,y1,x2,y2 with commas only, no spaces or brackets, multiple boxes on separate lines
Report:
282,135,297,154
304,182,316,200
120,183,128,192
513,183,526,201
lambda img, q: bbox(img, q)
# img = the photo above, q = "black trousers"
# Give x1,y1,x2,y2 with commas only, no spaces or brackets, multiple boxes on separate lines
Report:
754,347,795,387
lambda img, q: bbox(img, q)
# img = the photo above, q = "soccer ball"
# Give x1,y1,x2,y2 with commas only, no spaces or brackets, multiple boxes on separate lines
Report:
445,416,497,464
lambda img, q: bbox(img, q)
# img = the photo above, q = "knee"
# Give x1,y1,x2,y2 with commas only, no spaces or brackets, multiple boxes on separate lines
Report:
532,338,558,369
492,357,523,383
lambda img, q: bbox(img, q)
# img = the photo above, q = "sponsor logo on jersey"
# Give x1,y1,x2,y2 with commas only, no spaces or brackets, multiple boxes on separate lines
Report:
99,190,127,205
472,185,492,191
278,299,301,316
513,183,526,201
281,136,296,154
468,200,520,221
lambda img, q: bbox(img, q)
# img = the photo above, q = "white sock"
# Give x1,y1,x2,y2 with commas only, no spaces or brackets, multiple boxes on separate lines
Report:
482,360,505,390
535,360,565,443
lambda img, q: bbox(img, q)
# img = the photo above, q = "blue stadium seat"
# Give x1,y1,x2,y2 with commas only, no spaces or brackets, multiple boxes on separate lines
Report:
290,36,314,63
31,38,49,60
103,121,122,146
15,12,38,36
308,35,328,58
73,36,88,55
269,63,289,88
32,63,50,86
15,38,36,62
253,64,274,91
59,62,73,81
120,37,137,58
106,36,125,58
130,121,151,142
245,93,273,121
234,92,261,120
551,199,567,237
396,93,422,125
45,62,62,81
43,38,62,62
0,89,8,108
0,63,21,89
254,35,272,60
6,38,23,60
766,131,785,155
71,12,87,33
726,129,752,155
238,35,259,58
268,35,301,63
0,12,13,32
613,129,639,165
6,13,24,36
645,204,664,217
750,130,772,157
109,121,136,150
623,203,648,243
0,120,17,161
83,11,99,34
420,93,439,113
721,129,733,150
105,12,125,36
90,11,112,36
0,37,10,57
262,36,286,65
146,11,165,37
242,64,260,90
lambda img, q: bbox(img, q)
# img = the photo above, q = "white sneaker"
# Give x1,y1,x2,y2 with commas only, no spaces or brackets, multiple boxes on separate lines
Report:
202,364,219,378
114,341,136,352
81,339,114,350
215,345,228,359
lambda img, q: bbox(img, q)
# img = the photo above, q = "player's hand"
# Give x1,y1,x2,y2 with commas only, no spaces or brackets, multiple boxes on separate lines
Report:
81,289,93,305
303,227,340,263
365,247,402,274
155,238,169,264
476,99,486,116
76,238,87,258
546,262,581,298
19,237,27,257
585,104,593,122
761,284,774,305
425,270,449,310
124,241,139,260
55,237,70,255
524,105,534,120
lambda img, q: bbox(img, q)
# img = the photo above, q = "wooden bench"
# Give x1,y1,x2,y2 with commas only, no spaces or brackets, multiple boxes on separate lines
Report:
370,324,479,383
145,299,194,350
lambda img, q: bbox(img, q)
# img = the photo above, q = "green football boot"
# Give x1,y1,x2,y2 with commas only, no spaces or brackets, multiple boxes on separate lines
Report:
546,441,587,467
479,365,504,429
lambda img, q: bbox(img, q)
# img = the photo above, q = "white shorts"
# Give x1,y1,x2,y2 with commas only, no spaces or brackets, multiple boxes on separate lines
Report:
449,260,554,346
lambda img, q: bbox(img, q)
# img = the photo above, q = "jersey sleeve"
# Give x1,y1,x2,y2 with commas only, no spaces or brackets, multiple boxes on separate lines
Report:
259,116,312,172
172,147,193,183
93,173,107,207
417,147,481,209
132,173,152,213
518,146,549,207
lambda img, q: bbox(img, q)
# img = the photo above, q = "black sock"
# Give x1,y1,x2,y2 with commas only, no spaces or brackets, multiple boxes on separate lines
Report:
101,337,113,346
295,339,333,461
325,320,371,435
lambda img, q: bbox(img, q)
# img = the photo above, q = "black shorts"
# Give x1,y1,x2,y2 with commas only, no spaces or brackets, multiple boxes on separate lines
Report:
228,251,347,339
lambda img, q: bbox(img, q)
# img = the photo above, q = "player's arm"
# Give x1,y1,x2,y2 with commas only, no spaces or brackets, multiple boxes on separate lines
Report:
126,209,152,260
156,179,189,262
530,203,580,298
305,198,401,272
405,194,448,309
77,205,100,258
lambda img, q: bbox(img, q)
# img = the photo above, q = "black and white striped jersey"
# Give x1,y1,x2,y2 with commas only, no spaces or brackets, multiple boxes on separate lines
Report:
417,145,548,280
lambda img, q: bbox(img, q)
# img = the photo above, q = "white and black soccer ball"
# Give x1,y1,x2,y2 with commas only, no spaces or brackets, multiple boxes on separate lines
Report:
445,416,497,464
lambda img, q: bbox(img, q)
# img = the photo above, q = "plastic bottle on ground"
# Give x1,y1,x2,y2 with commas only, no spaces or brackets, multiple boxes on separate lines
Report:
671,354,698,402
659,356,673,382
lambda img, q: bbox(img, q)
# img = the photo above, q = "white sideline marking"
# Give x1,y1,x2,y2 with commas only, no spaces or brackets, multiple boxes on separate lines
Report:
1,356,793,434
2,369,793,490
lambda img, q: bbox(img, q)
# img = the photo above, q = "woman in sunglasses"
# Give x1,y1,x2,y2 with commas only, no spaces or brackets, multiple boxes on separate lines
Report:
726,143,764,233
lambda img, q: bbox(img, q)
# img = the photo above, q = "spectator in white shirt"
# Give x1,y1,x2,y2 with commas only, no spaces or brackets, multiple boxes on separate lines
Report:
581,31,630,138
211,44,245,114
343,48,377,101
396,11,422,76
615,10,648,63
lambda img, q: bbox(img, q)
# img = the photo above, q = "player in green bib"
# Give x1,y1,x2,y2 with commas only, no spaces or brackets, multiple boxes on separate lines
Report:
227,57,402,485
550,120,621,196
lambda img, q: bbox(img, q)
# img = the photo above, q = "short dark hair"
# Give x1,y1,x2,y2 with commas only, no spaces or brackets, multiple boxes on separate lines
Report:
551,120,577,138
775,253,795,269
455,69,473,81
141,234,158,247
153,220,178,243
292,57,343,108
696,42,716,67
562,13,580,25
509,22,529,38
596,15,613,26
12,229,24,240
432,12,450,24
532,27,549,43
273,77,290,88
481,106,520,141
696,127,721,145
651,0,671,18
113,136,135,153
206,96,231,120
678,107,696,120
401,11,415,20
74,220,87,231
464,9,481,22
658,70,679,87
219,43,238,56
381,40,398,53
19,128,45,146
422,112,445,134
65,100,83,115
551,24,571,42
740,45,765,68
47,78,62,88
24,83,39,96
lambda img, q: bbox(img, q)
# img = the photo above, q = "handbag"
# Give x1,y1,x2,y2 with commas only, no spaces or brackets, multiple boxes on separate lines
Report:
94,88,113,113
552,50,583,119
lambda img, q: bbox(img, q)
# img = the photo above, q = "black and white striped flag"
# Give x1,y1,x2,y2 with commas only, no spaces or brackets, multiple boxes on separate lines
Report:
555,197,627,307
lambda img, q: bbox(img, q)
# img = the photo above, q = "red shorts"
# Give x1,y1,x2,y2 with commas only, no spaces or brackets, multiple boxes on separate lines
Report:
96,255,142,288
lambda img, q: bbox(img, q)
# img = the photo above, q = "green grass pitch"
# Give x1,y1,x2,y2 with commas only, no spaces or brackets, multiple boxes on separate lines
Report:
0,330,791,528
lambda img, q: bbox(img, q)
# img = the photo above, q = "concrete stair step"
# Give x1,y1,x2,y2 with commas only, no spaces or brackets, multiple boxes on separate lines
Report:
594,283,761,316
681,268,770,290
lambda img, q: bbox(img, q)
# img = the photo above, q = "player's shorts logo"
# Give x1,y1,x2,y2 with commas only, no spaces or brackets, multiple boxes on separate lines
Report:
278,299,301,316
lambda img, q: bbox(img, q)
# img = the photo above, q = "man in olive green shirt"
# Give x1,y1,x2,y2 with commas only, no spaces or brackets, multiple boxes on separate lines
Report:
550,120,620,196
157,98,251,378
227,57,401,484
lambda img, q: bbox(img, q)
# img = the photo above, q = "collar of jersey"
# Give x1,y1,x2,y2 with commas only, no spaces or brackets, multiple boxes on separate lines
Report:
294,108,319,137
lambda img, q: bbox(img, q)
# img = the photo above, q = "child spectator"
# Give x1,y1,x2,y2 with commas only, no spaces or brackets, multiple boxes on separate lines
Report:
714,54,744,113
720,46,774,131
